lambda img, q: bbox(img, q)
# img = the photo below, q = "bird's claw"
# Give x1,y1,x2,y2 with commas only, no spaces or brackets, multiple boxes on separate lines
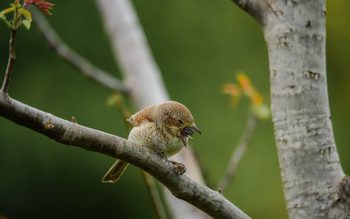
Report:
157,151,168,162
170,161,186,175
156,152,185,175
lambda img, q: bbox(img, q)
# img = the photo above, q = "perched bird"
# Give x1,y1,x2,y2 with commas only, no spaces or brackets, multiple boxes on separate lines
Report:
102,101,201,183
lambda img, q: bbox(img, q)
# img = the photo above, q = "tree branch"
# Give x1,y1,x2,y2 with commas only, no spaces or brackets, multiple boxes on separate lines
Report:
0,92,250,219
31,9,129,93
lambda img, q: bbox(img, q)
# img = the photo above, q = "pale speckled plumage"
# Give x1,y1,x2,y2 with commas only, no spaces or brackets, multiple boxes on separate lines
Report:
127,101,196,156
128,120,184,156
102,101,200,183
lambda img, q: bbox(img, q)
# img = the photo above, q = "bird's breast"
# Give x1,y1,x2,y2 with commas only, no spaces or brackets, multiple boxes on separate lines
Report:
128,122,184,157
161,137,184,157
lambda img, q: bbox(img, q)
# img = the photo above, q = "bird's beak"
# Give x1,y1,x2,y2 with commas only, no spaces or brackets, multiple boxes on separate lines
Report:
180,135,187,147
191,126,201,135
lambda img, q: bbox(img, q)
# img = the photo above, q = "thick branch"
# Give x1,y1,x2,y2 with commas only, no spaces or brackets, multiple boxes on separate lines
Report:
0,92,250,219
31,9,129,93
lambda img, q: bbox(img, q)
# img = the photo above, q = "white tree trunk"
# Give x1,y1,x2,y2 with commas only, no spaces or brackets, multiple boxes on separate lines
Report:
233,0,350,217
263,1,348,218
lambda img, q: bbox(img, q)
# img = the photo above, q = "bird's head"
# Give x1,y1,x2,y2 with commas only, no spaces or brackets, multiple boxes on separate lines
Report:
155,101,201,146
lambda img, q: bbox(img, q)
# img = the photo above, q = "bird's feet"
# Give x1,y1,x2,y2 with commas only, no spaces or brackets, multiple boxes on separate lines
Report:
157,151,168,161
170,161,186,175
156,151,186,175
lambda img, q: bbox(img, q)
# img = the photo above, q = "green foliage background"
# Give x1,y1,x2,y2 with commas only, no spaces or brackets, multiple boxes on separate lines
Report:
0,1,349,218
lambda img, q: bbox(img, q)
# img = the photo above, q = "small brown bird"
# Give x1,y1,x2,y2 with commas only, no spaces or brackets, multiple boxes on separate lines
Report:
102,101,201,183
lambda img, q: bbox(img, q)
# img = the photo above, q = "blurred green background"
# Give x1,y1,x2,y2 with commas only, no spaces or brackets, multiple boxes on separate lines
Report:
0,0,349,218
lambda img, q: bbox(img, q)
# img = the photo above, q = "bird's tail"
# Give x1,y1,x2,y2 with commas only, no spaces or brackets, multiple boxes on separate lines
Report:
102,160,129,183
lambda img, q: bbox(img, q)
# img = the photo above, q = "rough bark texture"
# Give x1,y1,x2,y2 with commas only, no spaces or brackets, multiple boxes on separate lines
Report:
233,0,350,218
263,0,347,218
0,92,250,219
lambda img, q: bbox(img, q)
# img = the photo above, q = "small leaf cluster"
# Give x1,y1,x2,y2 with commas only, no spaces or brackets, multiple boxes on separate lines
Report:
222,72,271,120
0,0,53,31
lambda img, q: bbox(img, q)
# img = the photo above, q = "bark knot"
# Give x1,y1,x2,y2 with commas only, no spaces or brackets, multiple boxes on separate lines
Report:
306,20,312,28
303,71,320,80
328,176,350,217
43,117,54,129
285,0,298,7
338,176,350,200
279,36,290,47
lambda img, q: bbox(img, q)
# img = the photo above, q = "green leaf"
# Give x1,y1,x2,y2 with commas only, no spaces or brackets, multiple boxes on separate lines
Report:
18,8,32,22
0,13,11,28
22,19,31,30
1,7,15,16
252,104,271,120
10,3,22,9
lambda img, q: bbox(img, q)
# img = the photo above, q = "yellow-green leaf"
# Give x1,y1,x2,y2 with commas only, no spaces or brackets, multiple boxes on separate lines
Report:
1,7,15,16
19,8,32,22
252,104,271,120
23,19,31,30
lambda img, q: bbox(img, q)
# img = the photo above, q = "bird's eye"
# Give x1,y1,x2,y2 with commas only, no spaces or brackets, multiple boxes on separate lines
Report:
177,120,183,127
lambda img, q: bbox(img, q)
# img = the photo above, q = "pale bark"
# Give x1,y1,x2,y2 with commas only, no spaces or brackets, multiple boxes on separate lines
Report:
95,0,167,108
95,0,207,218
233,0,350,218
0,92,250,219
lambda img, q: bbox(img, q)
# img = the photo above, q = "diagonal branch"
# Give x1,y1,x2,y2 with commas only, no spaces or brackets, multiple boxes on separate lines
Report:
31,9,129,93
0,92,250,219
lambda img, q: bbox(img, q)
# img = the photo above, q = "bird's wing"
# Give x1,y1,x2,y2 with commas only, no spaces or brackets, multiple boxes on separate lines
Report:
127,104,156,127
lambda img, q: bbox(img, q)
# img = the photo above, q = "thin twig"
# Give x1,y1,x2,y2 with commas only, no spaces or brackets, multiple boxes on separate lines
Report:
141,172,168,219
0,93,250,219
219,112,257,192
1,30,17,93
30,9,129,93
